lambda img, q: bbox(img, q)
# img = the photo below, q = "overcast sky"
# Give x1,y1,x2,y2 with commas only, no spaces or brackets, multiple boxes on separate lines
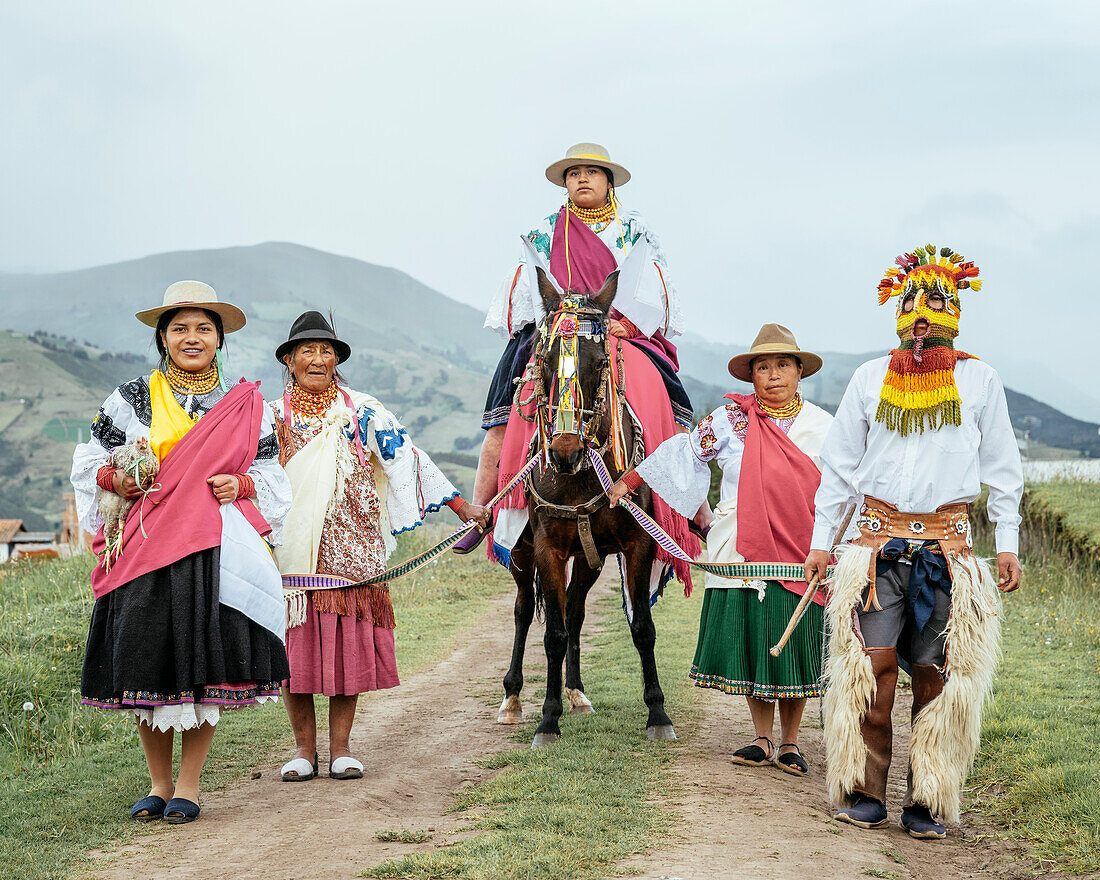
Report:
3,1,1098,417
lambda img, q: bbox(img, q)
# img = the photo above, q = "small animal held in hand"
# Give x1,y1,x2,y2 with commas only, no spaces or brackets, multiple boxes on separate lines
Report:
98,436,160,569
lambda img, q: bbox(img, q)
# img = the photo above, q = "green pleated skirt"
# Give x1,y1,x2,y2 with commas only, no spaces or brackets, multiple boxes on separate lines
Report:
689,581,823,700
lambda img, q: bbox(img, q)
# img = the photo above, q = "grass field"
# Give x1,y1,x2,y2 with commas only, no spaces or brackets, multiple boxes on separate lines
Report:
971,482,1100,874
0,527,514,880
362,582,702,880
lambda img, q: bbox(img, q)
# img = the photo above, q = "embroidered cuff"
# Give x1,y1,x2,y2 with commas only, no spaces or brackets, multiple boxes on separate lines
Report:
618,316,640,338
234,473,256,499
96,466,118,493
622,470,645,492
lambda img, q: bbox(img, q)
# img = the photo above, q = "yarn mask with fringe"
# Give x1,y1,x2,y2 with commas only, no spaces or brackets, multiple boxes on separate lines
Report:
875,244,982,436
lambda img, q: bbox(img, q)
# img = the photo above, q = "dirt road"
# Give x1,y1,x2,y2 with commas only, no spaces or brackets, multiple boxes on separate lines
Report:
86,576,1030,880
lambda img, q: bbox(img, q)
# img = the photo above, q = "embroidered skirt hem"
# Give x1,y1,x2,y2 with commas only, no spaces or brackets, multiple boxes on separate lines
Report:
689,581,823,701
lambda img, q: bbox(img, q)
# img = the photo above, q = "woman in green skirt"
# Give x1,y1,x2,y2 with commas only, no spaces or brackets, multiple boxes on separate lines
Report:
610,324,833,775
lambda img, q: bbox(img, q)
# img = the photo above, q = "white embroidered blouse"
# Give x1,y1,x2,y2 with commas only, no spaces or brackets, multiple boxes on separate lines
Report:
636,399,833,590
483,209,684,340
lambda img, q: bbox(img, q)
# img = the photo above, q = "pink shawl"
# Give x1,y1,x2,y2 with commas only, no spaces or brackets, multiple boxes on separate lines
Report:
91,380,271,600
727,393,823,604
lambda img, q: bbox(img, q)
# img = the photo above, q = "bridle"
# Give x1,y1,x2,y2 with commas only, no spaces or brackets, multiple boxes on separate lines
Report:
514,295,628,467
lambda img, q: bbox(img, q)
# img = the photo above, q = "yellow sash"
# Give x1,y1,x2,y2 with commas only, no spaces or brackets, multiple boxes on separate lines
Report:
148,370,199,462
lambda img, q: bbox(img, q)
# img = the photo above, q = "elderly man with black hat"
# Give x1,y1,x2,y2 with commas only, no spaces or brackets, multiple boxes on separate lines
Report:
269,311,489,782
804,245,1023,840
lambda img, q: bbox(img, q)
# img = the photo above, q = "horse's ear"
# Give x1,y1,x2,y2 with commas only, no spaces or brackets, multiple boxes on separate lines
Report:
589,270,619,314
535,267,560,316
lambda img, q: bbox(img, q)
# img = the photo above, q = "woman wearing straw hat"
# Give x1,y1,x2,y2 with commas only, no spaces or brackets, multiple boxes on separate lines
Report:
456,141,698,556
269,312,489,782
609,324,833,775
70,282,293,823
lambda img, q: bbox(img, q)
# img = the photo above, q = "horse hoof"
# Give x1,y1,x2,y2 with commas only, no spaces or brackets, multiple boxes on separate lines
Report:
564,687,595,715
531,732,560,748
646,724,677,741
496,696,524,724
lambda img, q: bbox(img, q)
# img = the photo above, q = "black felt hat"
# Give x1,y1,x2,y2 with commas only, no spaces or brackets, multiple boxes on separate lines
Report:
275,311,352,364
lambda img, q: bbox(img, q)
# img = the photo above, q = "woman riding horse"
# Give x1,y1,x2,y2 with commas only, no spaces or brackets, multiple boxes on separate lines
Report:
455,142,704,556
498,267,695,744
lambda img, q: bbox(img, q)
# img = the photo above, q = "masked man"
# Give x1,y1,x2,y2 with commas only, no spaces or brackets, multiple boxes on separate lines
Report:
804,245,1023,840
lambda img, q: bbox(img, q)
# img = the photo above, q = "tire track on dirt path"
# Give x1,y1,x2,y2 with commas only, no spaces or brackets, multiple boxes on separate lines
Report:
86,587,541,880
617,678,1033,880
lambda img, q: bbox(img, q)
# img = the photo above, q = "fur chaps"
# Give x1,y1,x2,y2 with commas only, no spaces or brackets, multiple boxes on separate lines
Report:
823,544,1001,822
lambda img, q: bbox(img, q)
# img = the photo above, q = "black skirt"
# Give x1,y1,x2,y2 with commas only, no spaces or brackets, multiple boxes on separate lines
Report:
81,548,289,710
481,322,694,428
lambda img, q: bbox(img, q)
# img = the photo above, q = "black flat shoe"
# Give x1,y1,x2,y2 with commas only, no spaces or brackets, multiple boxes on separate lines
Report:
731,736,774,766
130,795,166,822
776,743,809,776
835,796,888,829
163,797,200,825
901,804,946,839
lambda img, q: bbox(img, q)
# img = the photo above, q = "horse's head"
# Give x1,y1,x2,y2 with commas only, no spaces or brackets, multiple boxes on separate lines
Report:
534,266,618,475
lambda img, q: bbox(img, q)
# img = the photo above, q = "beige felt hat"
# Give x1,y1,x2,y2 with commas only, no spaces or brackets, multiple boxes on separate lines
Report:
135,281,247,332
545,142,631,186
728,323,823,382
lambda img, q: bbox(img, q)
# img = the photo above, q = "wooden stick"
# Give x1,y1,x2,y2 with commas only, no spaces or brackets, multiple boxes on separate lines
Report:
770,574,820,657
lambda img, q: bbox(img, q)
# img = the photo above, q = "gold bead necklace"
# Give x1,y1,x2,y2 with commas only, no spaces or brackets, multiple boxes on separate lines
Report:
167,360,219,395
567,197,616,226
289,380,339,418
758,392,803,420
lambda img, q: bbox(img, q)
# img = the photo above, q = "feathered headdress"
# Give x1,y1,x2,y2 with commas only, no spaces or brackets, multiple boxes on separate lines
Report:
874,244,981,436
877,244,981,307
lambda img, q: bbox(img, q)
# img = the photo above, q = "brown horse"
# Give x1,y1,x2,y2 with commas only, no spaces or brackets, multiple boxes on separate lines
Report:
495,267,677,747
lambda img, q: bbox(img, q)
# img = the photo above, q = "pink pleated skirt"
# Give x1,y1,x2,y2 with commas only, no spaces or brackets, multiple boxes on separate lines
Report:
284,601,400,696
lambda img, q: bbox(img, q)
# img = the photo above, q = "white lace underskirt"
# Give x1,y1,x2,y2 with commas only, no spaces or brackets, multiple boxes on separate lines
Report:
133,694,278,732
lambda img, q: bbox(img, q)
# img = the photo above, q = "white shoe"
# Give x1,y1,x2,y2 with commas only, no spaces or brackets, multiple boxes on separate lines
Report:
280,754,317,782
329,756,364,779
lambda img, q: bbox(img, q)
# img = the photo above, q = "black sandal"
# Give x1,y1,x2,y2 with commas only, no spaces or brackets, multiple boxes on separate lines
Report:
731,736,774,766
776,743,809,776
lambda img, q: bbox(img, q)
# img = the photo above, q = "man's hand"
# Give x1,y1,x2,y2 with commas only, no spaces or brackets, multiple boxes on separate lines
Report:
460,502,492,533
608,478,631,508
997,552,1022,593
804,549,830,584
112,471,144,500
207,474,240,504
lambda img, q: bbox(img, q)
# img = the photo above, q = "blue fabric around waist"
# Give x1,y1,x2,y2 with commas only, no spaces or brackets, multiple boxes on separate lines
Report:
876,537,952,635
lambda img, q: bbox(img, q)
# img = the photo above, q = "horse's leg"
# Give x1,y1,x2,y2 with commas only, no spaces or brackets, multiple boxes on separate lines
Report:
498,530,535,724
532,536,569,747
624,539,676,740
564,558,600,715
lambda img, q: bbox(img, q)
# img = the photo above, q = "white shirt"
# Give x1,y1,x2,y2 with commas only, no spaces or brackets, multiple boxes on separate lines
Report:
810,356,1023,555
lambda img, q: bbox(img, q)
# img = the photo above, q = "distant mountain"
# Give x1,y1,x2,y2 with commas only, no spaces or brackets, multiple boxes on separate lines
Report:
1,243,1095,527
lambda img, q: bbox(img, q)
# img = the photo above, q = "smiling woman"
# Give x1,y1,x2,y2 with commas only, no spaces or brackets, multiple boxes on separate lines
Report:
69,280,293,826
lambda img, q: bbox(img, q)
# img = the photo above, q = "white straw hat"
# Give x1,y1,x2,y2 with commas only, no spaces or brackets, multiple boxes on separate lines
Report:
135,281,246,332
545,142,631,186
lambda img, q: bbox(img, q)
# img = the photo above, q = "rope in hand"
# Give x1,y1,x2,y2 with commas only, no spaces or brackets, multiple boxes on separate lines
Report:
585,446,836,582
